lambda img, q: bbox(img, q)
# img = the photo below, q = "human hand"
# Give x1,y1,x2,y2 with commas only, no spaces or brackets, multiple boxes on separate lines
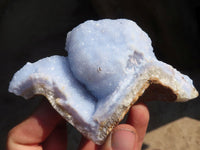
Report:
7,100,149,150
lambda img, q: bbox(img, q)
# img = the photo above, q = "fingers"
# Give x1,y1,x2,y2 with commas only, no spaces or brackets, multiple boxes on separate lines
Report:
126,103,150,149
7,100,67,150
79,124,137,150
79,103,149,150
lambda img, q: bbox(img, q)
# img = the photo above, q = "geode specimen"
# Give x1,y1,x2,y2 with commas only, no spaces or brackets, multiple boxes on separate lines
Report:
9,19,198,145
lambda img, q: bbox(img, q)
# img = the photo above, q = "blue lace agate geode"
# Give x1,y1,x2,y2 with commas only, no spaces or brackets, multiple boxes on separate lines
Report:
9,19,198,144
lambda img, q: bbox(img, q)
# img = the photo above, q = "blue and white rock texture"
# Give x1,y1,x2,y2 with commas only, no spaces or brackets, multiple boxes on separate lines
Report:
9,19,198,144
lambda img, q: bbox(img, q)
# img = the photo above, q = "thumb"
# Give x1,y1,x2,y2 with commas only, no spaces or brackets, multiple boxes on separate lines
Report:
101,124,138,150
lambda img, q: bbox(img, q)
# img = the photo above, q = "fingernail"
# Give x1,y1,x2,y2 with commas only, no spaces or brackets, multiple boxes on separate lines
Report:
111,129,136,150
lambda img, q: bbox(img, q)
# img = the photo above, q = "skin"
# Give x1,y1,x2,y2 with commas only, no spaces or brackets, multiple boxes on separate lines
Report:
7,100,149,150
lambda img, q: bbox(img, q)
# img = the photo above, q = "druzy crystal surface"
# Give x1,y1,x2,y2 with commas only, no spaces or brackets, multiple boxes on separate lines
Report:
9,19,198,144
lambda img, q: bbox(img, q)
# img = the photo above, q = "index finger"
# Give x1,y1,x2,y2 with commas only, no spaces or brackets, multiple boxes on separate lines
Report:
126,103,149,149
7,100,65,150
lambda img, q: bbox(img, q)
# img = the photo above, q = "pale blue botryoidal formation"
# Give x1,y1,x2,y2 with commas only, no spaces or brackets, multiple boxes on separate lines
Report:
9,19,198,144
